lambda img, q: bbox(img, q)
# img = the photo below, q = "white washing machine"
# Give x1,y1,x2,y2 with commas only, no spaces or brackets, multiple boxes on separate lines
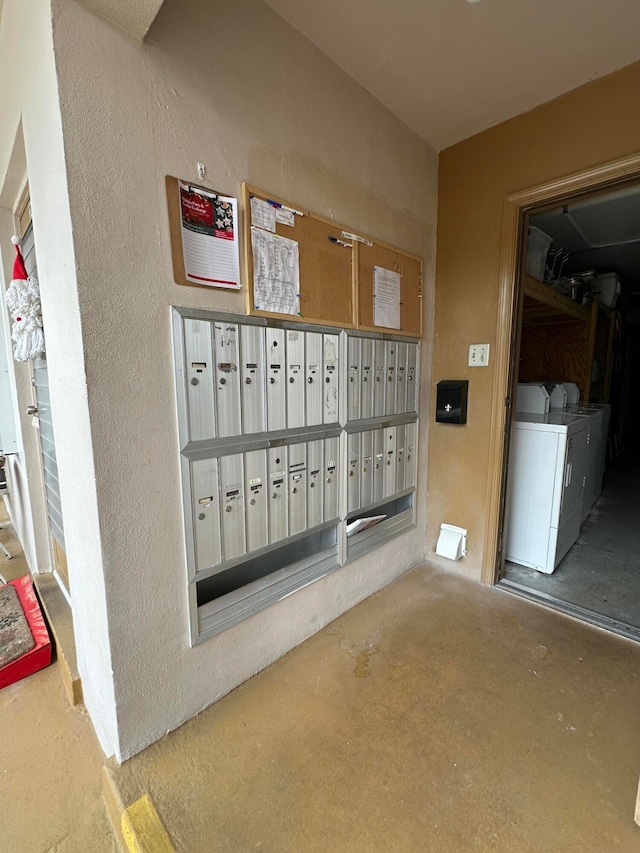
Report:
505,412,589,573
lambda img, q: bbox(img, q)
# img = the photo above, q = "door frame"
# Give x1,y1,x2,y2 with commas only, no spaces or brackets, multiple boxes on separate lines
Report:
481,150,640,586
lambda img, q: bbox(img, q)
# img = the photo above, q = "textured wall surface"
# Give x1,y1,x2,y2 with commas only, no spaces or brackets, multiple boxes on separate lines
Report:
49,0,437,759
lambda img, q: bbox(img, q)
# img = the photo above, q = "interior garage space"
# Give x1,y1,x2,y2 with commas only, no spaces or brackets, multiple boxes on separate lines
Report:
500,181,640,639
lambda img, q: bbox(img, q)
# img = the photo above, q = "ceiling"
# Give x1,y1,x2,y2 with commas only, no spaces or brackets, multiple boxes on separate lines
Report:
264,0,640,151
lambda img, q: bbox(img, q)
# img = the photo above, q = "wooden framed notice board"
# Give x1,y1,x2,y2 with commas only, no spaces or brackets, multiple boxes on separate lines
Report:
242,183,423,337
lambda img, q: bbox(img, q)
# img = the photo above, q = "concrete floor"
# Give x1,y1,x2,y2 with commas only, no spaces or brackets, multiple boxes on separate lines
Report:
2,502,640,852
504,450,640,631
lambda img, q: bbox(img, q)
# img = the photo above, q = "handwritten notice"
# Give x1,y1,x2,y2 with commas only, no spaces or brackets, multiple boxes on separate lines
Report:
251,227,300,316
373,266,401,329
179,181,241,289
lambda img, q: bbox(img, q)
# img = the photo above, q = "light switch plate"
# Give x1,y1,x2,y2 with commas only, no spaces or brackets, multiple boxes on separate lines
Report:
468,343,490,367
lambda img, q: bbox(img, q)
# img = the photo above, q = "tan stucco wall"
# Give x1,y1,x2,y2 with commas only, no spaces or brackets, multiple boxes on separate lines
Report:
49,0,437,759
428,60,640,580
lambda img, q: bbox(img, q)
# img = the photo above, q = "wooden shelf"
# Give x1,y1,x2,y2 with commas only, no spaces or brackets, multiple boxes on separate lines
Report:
522,274,591,325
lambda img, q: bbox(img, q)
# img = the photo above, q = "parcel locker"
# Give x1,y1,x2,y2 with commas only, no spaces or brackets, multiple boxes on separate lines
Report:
323,334,339,423
307,440,324,529
191,457,221,571
395,424,406,493
384,427,397,497
286,330,305,428
360,430,373,508
240,325,266,435
214,321,242,436
396,343,408,414
305,332,324,427
373,429,385,503
385,341,398,416
323,436,339,521
360,338,374,420
244,449,268,552
268,447,288,544
406,344,418,413
288,443,307,535
405,422,417,490
373,340,386,417
184,319,216,442
266,329,286,432
347,336,362,422
219,453,246,561
347,432,361,513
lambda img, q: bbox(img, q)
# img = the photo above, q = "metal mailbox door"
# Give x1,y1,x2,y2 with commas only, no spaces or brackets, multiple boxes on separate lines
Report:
307,439,324,529
244,449,268,553
396,342,408,414
266,329,286,432
240,324,266,435
214,321,242,436
384,427,397,497
323,334,339,424
373,340,387,417
373,428,385,503
395,424,406,493
406,344,418,413
219,453,246,561
191,457,221,572
360,337,374,420
184,318,216,442
347,431,361,513
305,332,323,427
347,336,361,422
360,430,373,508
385,341,398,416
323,436,339,521
288,443,307,535
405,421,416,490
286,329,305,428
268,447,288,544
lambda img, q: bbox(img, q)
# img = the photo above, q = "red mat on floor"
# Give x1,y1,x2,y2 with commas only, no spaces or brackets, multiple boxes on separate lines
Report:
0,575,51,689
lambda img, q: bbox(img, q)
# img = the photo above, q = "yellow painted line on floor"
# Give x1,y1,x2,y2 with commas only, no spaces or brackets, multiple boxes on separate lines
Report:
121,794,175,853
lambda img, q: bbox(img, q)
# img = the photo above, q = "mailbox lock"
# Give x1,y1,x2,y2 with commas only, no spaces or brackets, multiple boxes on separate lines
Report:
250,498,256,505
292,487,297,494
191,378,199,386
245,378,252,384
272,493,278,499
269,378,276,384
225,505,232,512
349,471,354,477
289,377,294,383
307,377,313,384
326,477,332,483
197,513,205,520
220,378,226,385
325,377,330,384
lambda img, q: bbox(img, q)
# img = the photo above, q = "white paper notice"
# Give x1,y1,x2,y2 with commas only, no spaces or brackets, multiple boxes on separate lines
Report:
373,266,401,329
275,207,295,227
179,181,241,289
251,226,300,316
250,196,276,232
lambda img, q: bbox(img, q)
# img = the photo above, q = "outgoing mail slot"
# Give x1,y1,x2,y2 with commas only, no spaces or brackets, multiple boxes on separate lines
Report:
288,443,307,535
219,453,246,560
244,449,268,552
184,318,216,442
323,334,339,423
384,427,397,497
286,330,305,429
307,439,324,529
360,430,373,508
323,436,340,522
347,431,361,513
396,342,408,414
405,421,417,490
385,341,398,416
406,344,418,413
240,324,266,435
305,332,323,427
360,337,374,420
266,329,286,431
373,340,387,417
372,429,385,503
191,457,221,571
214,321,242,436
268,447,288,544
347,336,361,422
395,424,406,493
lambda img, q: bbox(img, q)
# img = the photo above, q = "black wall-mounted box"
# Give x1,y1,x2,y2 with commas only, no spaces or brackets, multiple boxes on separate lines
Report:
436,380,469,424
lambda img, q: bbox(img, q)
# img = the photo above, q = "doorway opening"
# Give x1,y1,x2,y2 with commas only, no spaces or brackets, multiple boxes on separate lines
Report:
495,167,640,641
